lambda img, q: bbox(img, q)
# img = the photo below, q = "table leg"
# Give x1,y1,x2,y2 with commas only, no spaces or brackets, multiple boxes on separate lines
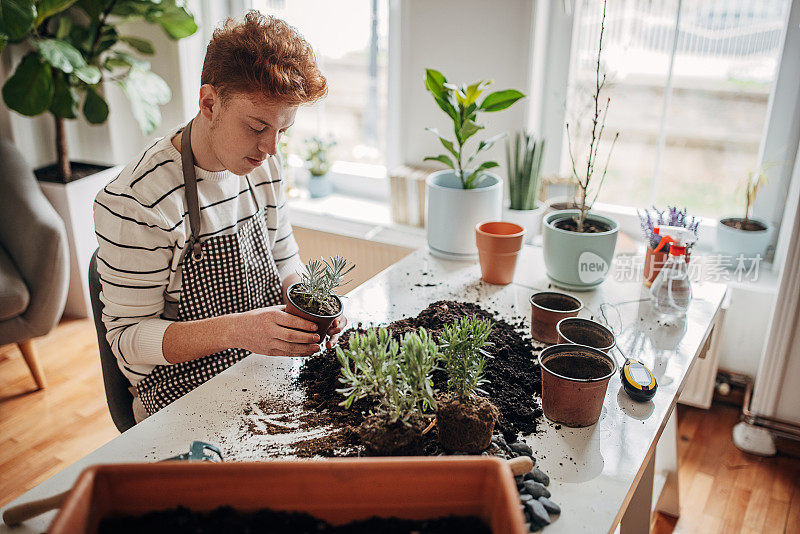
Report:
654,408,681,517
621,451,655,534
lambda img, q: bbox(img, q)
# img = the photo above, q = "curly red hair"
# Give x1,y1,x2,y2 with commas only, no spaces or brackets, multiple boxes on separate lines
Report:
201,11,327,105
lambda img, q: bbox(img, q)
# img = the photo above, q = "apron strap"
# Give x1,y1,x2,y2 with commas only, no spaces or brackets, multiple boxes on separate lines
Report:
180,120,203,262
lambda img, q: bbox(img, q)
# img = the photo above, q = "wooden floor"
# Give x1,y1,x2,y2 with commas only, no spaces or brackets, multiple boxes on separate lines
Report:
2,319,799,533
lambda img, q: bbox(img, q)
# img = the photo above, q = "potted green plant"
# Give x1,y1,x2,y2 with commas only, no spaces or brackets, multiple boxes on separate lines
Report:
423,69,524,258
0,0,196,183
716,169,772,262
337,327,439,456
436,315,499,453
303,135,336,198
285,256,354,338
503,131,545,241
542,0,620,290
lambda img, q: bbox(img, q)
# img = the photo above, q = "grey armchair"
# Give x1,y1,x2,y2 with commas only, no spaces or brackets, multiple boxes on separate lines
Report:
0,140,69,389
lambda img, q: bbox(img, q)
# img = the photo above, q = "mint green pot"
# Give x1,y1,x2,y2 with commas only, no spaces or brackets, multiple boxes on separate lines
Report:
542,210,619,290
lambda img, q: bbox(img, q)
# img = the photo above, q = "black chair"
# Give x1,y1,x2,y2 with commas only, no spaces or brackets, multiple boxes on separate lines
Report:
88,249,136,432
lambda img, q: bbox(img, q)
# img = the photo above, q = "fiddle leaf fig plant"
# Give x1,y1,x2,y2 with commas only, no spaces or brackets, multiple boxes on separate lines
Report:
423,68,524,189
0,0,197,182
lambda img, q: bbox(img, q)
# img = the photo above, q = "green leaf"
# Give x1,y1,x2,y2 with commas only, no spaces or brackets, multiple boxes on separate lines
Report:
82,85,107,123
424,68,447,98
35,0,77,25
106,50,148,69
423,154,455,169
464,160,499,188
118,66,170,134
2,52,53,116
150,3,197,40
119,35,154,54
425,127,458,160
73,64,100,84
464,80,491,107
0,32,7,53
0,0,36,40
34,38,86,73
55,15,71,39
457,118,482,145
467,132,506,167
480,89,525,112
49,71,78,118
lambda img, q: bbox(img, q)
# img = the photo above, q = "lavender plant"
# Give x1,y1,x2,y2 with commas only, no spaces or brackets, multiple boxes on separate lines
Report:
638,206,700,252
336,328,439,426
295,255,355,313
438,315,493,399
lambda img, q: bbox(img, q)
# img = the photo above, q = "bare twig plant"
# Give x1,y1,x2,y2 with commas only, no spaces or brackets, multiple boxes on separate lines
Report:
565,0,619,232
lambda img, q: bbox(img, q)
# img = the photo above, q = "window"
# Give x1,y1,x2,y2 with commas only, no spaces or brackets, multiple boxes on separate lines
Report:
251,0,389,171
562,0,790,218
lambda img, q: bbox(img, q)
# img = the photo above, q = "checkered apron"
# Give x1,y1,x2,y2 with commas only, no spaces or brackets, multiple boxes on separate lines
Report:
136,120,282,415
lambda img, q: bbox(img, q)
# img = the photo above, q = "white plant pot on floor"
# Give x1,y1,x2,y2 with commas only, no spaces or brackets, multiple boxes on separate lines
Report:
426,170,502,259
502,204,544,243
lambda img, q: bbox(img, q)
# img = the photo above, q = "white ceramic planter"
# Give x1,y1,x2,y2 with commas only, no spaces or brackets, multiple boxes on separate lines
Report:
715,217,772,261
542,210,619,290
426,170,502,259
502,204,544,243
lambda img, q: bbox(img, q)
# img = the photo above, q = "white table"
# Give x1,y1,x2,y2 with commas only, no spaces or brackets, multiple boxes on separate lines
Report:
1,246,726,533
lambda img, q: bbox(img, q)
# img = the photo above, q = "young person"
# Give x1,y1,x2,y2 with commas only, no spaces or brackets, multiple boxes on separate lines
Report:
94,11,344,422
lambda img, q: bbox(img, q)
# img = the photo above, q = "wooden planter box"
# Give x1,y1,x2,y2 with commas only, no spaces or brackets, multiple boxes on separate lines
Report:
49,458,526,534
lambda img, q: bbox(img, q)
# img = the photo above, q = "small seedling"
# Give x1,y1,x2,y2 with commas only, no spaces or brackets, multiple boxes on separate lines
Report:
438,315,493,399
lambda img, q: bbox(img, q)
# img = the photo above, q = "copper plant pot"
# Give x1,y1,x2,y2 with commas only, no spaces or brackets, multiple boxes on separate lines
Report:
475,221,525,285
556,317,616,354
529,291,583,344
538,344,617,427
644,246,691,288
285,282,343,338
49,459,527,534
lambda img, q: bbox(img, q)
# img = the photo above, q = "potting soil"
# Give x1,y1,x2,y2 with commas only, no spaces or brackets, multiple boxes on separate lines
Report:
98,506,491,534
544,353,612,380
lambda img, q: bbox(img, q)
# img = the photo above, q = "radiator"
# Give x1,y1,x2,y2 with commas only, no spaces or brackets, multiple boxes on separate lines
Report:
291,226,414,294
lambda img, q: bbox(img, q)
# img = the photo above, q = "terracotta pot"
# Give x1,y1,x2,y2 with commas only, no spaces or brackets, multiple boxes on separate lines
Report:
644,246,691,288
538,344,617,427
285,282,343,338
529,291,583,344
556,317,616,354
475,221,525,285
436,394,499,453
49,459,527,534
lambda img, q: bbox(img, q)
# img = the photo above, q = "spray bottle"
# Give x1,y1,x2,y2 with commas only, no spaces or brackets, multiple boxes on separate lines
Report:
650,225,695,318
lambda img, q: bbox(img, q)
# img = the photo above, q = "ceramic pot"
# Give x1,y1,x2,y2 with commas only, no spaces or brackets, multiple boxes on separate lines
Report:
475,221,525,285
501,203,544,242
539,344,617,427
530,291,583,344
556,317,616,354
715,217,773,262
426,170,503,259
542,210,619,290
285,282,343,338
644,246,692,288
49,459,527,534
307,173,332,198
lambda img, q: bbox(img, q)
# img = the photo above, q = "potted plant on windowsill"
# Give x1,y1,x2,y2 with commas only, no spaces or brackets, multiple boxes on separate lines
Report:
286,256,354,339
503,131,545,241
436,315,499,453
638,206,700,287
337,327,439,456
542,0,620,290
716,169,772,262
423,69,524,259
303,135,336,198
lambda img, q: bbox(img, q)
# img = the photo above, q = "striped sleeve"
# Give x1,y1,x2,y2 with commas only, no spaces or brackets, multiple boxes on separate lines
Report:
94,186,176,367
268,157,304,281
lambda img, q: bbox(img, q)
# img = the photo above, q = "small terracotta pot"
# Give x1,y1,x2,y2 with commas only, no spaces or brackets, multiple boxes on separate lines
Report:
644,246,691,288
285,282,343,338
529,291,583,344
475,221,525,285
556,317,616,354
539,344,617,427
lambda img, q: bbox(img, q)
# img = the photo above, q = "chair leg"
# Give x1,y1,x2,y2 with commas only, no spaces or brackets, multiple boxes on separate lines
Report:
17,339,47,390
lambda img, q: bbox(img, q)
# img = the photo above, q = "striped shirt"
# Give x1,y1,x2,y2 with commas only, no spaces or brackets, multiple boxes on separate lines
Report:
93,126,303,387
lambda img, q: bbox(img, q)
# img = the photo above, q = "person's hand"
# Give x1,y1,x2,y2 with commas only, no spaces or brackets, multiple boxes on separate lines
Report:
325,315,348,350
235,305,321,357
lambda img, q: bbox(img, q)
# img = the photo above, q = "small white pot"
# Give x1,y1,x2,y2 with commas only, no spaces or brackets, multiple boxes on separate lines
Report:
426,170,503,259
715,217,773,261
502,204,544,243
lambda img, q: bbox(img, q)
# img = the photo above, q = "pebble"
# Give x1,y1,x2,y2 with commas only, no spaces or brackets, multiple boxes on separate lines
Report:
509,441,533,457
530,467,550,486
522,480,551,499
527,521,542,532
519,493,533,502
525,499,551,526
492,434,509,450
539,497,561,515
